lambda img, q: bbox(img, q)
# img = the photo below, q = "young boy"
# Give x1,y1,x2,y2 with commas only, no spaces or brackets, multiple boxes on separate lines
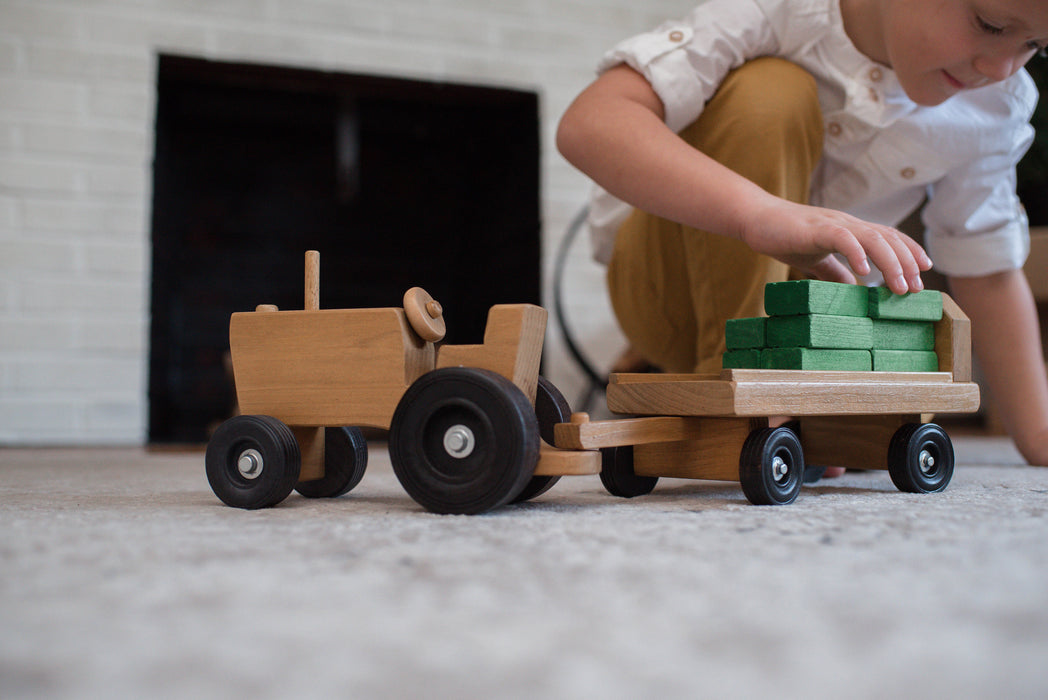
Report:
557,0,1048,466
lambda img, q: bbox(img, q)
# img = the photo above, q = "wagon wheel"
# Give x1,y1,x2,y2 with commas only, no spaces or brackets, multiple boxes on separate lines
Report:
511,376,569,503
888,423,954,493
600,445,658,498
739,426,804,505
389,367,540,514
205,415,301,509
295,426,369,498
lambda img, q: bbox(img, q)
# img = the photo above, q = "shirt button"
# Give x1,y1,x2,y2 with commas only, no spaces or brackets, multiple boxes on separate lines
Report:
900,167,916,179
868,87,880,102
869,67,884,82
827,121,843,137
668,30,685,42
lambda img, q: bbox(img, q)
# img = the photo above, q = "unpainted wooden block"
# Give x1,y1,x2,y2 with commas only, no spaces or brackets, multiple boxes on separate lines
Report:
871,319,936,350
871,349,939,372
764,279,868,317
766,314,873,349
725,317,766,349
867,287,943,320
761,348,873,371
722,349,762,369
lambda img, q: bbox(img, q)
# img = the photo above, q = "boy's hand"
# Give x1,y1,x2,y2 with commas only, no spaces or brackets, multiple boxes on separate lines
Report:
741,198,932,294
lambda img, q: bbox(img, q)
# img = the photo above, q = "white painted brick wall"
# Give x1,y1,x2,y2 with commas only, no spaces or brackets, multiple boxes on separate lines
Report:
0,0,695,444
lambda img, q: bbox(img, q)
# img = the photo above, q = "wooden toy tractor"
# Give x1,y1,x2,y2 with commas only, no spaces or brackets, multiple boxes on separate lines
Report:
205,251,600,514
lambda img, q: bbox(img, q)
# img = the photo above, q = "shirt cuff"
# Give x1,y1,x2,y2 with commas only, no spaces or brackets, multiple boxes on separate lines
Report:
924,220,1031,278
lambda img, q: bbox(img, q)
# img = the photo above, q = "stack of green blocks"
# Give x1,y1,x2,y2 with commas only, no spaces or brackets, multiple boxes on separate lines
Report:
722,280,943,371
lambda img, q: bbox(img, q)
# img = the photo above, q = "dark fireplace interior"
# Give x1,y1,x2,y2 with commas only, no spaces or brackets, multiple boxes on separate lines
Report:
149,55,541,443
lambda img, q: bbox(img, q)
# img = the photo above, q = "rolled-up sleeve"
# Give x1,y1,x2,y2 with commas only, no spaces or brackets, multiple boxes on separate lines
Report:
596,0,778,133
922,87,1037,277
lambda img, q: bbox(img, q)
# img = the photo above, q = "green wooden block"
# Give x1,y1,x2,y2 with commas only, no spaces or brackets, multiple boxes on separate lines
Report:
766,314,872,349
725,317,766,349
762,348,872,371
723,349,762,369
764,280,868,317
872,350,939,372
867,287,943,321
871,319,936,350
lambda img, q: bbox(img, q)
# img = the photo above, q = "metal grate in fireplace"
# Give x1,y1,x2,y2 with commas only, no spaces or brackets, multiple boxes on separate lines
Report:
149,55,541,443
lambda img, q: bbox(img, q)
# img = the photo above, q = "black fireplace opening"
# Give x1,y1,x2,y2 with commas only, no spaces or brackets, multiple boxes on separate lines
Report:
149,55,541,444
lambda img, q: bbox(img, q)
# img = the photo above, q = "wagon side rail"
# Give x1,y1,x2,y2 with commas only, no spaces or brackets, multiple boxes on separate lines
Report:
934,292,971,382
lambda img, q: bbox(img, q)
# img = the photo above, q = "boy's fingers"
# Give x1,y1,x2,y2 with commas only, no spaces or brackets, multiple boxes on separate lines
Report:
807,255,858,285
861,227,925,294
822,226,870,276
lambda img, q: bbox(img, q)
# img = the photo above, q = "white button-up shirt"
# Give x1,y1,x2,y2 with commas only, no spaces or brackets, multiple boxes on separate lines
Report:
587,0,1037,278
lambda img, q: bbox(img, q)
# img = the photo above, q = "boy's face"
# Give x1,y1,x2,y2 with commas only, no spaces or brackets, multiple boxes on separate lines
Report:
880,0,1048,105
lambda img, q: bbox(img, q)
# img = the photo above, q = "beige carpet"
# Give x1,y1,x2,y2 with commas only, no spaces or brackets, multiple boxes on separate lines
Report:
2,438,1047,699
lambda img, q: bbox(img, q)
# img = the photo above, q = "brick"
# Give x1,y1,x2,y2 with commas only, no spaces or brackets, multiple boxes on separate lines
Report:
22,122,149,159
0,5,83,43
0,195,17,227
26,44,152,83
0,157,80,193
82,13,208,54
725,317,765,349
88,85,152,122
85,164,149,196
77,319,146,353
764,279,868,317
0,317,76,350
762,348,873,371
867,287,943,321
268,2,393,35
0,240,79,274
13,356,141,393
85,399,145,436
722,349,761,369
84,241,147,276
0,39,20,71
0,78,85,116
766,314,872,349
21,279,144,313
872,350,940,372
0,398,79,435
871,319,936,350
22,198,145,235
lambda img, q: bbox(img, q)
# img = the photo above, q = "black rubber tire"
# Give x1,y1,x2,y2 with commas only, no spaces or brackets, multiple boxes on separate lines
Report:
888,422,954,493
739,426,804,505
295,426,369,498
511,376,569,503
599,445,658,498
389,367,540,514
205,415,301,509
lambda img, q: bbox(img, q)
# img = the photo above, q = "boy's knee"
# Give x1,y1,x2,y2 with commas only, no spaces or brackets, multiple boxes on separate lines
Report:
686,57,823,149
724,58,820,127
678,57,823,189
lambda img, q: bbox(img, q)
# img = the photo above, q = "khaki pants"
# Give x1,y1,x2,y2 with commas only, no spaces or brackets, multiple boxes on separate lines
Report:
606,57,824,373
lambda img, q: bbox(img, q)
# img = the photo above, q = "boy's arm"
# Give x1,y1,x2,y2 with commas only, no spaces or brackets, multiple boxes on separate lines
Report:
949,269,1048,466
556,64,931,295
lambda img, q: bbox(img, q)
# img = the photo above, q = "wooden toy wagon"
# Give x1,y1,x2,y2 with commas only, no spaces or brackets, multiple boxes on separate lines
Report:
566,280,982,506
206,252,979,513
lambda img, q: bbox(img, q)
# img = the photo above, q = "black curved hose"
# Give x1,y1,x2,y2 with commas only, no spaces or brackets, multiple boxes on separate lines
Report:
551,205,608,408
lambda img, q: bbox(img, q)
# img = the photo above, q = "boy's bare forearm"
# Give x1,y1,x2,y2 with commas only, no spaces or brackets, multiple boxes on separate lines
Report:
556,65,767,241
556,65,930,294
949,270,1048,466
